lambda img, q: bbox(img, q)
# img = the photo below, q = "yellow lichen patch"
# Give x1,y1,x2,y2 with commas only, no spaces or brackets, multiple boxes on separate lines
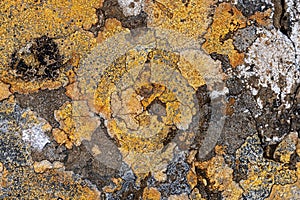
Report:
0,81,11,101
202,3,247,67
236,134,298,198
79,46,209,182
5,168,101,199
52,128,73,149
190,188,205,200
0,0,99,93
177,56,206,90
55,30,96,63
54,101,99,148
3,75,66,94
168,193,189,200
33,160,64,173
195,146,243,200
187,168,198,189
144,0,217,39
143,187,161,200
97,18,128,43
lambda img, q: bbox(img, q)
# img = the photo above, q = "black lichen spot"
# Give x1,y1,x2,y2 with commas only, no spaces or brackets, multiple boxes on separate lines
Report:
10,36,63,80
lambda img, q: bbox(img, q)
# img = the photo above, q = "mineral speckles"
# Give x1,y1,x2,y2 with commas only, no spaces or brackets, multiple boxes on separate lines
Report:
118,0,144,17
285,0,300,65
239,28,299,103
22,123,50,151
233,25,257,52
235,0,272,17
236,134,298,199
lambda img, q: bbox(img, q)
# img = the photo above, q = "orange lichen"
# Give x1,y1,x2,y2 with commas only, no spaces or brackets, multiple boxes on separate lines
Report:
97,18,128,43
0,81,11,101
202,3,247,67
195,146,243,200
144,0,217,39
249,9,273,28
143,187,161,200
103,178,123,193
0,0,98,93
187,168,198,189
225,97,235,116
54,101,99,148
267,162,300,200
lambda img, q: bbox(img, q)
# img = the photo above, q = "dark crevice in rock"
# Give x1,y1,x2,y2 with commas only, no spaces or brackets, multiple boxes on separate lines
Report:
64,143,120,191
291,84,300,133
194,85,213,161
210,53,231,73
273,0,292,37
88,8,106,37
279,0,292,37
195,166,223,200
162,126,178,146
263,143,279,161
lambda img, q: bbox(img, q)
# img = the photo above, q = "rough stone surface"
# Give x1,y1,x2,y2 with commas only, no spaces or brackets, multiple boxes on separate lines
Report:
0,0,299,199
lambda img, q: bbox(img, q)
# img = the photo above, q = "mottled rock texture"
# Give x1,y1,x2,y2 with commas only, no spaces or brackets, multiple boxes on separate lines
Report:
0,0,299,199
